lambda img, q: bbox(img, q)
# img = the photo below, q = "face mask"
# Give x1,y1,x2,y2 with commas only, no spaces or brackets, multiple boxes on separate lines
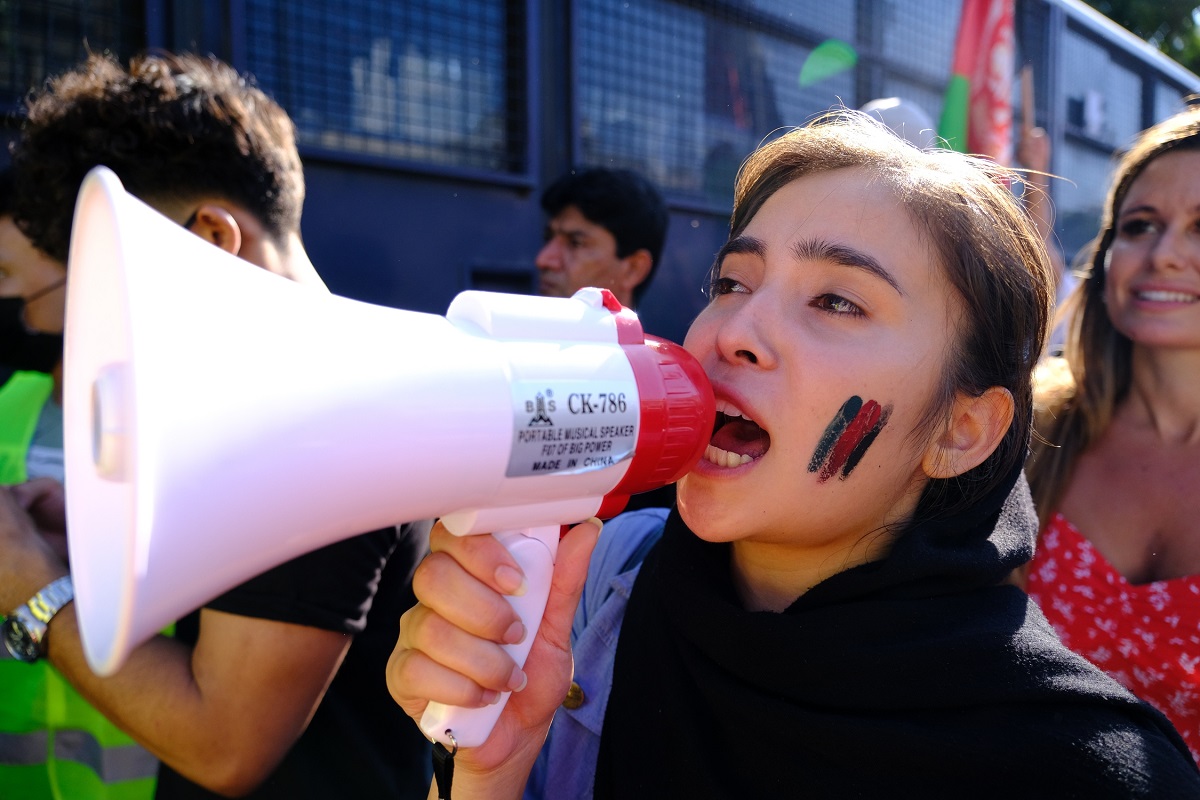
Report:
0,284,65,374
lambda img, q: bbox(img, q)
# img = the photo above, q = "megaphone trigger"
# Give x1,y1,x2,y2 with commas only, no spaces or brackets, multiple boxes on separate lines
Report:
418,523,560,749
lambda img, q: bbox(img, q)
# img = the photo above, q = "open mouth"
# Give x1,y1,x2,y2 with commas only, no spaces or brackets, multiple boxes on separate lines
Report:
705,401,770,468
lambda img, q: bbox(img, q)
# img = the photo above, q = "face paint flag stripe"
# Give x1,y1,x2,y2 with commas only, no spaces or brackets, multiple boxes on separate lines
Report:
840,404,892,479
819,399,882,482
808,395,862,473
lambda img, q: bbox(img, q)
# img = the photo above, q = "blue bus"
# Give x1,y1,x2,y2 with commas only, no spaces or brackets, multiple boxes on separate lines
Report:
2,0,1196,344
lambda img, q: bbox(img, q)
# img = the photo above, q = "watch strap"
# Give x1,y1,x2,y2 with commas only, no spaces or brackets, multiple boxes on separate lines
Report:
25,575,74,625
8,575,74,660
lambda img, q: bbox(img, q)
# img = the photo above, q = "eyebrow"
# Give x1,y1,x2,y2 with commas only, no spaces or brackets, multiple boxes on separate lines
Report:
1119,203,1200,217
717,234,904,296
715,235,767,262
546,222,592,240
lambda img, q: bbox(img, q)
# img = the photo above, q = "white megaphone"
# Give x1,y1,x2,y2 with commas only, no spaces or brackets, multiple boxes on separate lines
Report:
63,166,713,749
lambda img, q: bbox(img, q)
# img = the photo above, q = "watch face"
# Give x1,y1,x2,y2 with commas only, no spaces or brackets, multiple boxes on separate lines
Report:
2,618,40,662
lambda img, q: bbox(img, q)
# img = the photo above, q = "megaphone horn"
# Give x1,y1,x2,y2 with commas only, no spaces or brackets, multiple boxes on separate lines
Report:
63,166,714,745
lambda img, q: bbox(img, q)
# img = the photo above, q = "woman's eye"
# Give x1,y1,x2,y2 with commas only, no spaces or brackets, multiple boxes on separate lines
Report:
812,293,864,316
707,276,748,298
1117,218,1155,237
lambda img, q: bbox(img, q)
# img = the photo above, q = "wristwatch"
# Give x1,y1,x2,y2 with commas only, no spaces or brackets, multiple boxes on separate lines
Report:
2,575,74,663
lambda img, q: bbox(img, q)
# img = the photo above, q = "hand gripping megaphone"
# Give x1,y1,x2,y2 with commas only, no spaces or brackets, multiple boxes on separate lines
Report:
63,166,713,749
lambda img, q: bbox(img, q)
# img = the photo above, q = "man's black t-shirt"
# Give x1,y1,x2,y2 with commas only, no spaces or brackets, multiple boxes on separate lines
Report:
154,520,432,799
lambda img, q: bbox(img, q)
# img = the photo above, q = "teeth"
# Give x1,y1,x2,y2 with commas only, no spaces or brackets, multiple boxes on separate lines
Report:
715,400,750,421
708,399,761,467
705,444,754,468
1137,290,1197,302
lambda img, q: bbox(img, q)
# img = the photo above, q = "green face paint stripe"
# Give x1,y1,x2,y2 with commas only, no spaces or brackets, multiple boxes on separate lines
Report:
840,404,892,479
808,395,862,473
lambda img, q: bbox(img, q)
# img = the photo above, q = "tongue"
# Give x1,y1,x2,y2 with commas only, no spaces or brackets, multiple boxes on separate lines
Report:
711,418,770,458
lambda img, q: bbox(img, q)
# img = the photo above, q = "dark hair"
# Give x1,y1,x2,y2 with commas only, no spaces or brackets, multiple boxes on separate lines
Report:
1028,106,1200,524
727,110,1053,521
10,51,304,263
0,168,12,218
540,168,669,305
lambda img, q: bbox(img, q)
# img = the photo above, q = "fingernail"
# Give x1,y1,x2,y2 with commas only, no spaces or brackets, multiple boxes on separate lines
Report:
495,564,527,596
586,516,604,533
508,667,528,693
482,689,501,705
503,620,526,645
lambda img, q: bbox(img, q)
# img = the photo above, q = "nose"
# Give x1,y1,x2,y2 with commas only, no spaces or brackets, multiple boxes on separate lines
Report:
1149,223,1195,273
536,239,562,270
712,297,776,369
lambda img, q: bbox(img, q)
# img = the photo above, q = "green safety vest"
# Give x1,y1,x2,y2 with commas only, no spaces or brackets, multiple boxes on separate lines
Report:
0,370,159,799
0,370,53,484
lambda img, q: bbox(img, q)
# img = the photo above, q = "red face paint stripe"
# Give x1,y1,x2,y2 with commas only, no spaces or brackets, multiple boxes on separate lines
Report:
818,399,882,483
840,404,892,479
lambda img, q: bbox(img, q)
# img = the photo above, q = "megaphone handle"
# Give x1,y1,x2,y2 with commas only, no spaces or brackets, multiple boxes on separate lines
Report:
419,525,558,749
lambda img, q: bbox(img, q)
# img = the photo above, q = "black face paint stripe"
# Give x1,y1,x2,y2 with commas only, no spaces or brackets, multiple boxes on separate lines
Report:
808,395,862,473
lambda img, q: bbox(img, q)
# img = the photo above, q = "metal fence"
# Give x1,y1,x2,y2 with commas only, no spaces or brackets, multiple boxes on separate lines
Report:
2,0,1198,295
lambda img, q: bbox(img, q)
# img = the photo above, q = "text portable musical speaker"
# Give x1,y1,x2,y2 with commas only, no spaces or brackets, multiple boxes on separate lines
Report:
63,166,714,749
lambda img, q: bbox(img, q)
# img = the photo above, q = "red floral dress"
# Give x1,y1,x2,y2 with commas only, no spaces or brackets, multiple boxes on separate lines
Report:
1027,513,1200,763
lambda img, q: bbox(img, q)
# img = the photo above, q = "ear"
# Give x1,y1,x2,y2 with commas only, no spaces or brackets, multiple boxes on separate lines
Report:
615,249,653,301
187,204,243,257
922,386,1014,479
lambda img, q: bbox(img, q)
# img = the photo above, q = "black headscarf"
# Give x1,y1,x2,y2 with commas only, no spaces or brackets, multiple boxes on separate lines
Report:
596,465,1200,798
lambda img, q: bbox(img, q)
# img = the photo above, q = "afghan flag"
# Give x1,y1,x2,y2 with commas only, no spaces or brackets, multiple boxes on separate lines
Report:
938,0,1015,164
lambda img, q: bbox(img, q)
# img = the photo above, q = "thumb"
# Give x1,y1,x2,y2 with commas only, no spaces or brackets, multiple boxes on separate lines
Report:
495,517,600,748
538,518,602,651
